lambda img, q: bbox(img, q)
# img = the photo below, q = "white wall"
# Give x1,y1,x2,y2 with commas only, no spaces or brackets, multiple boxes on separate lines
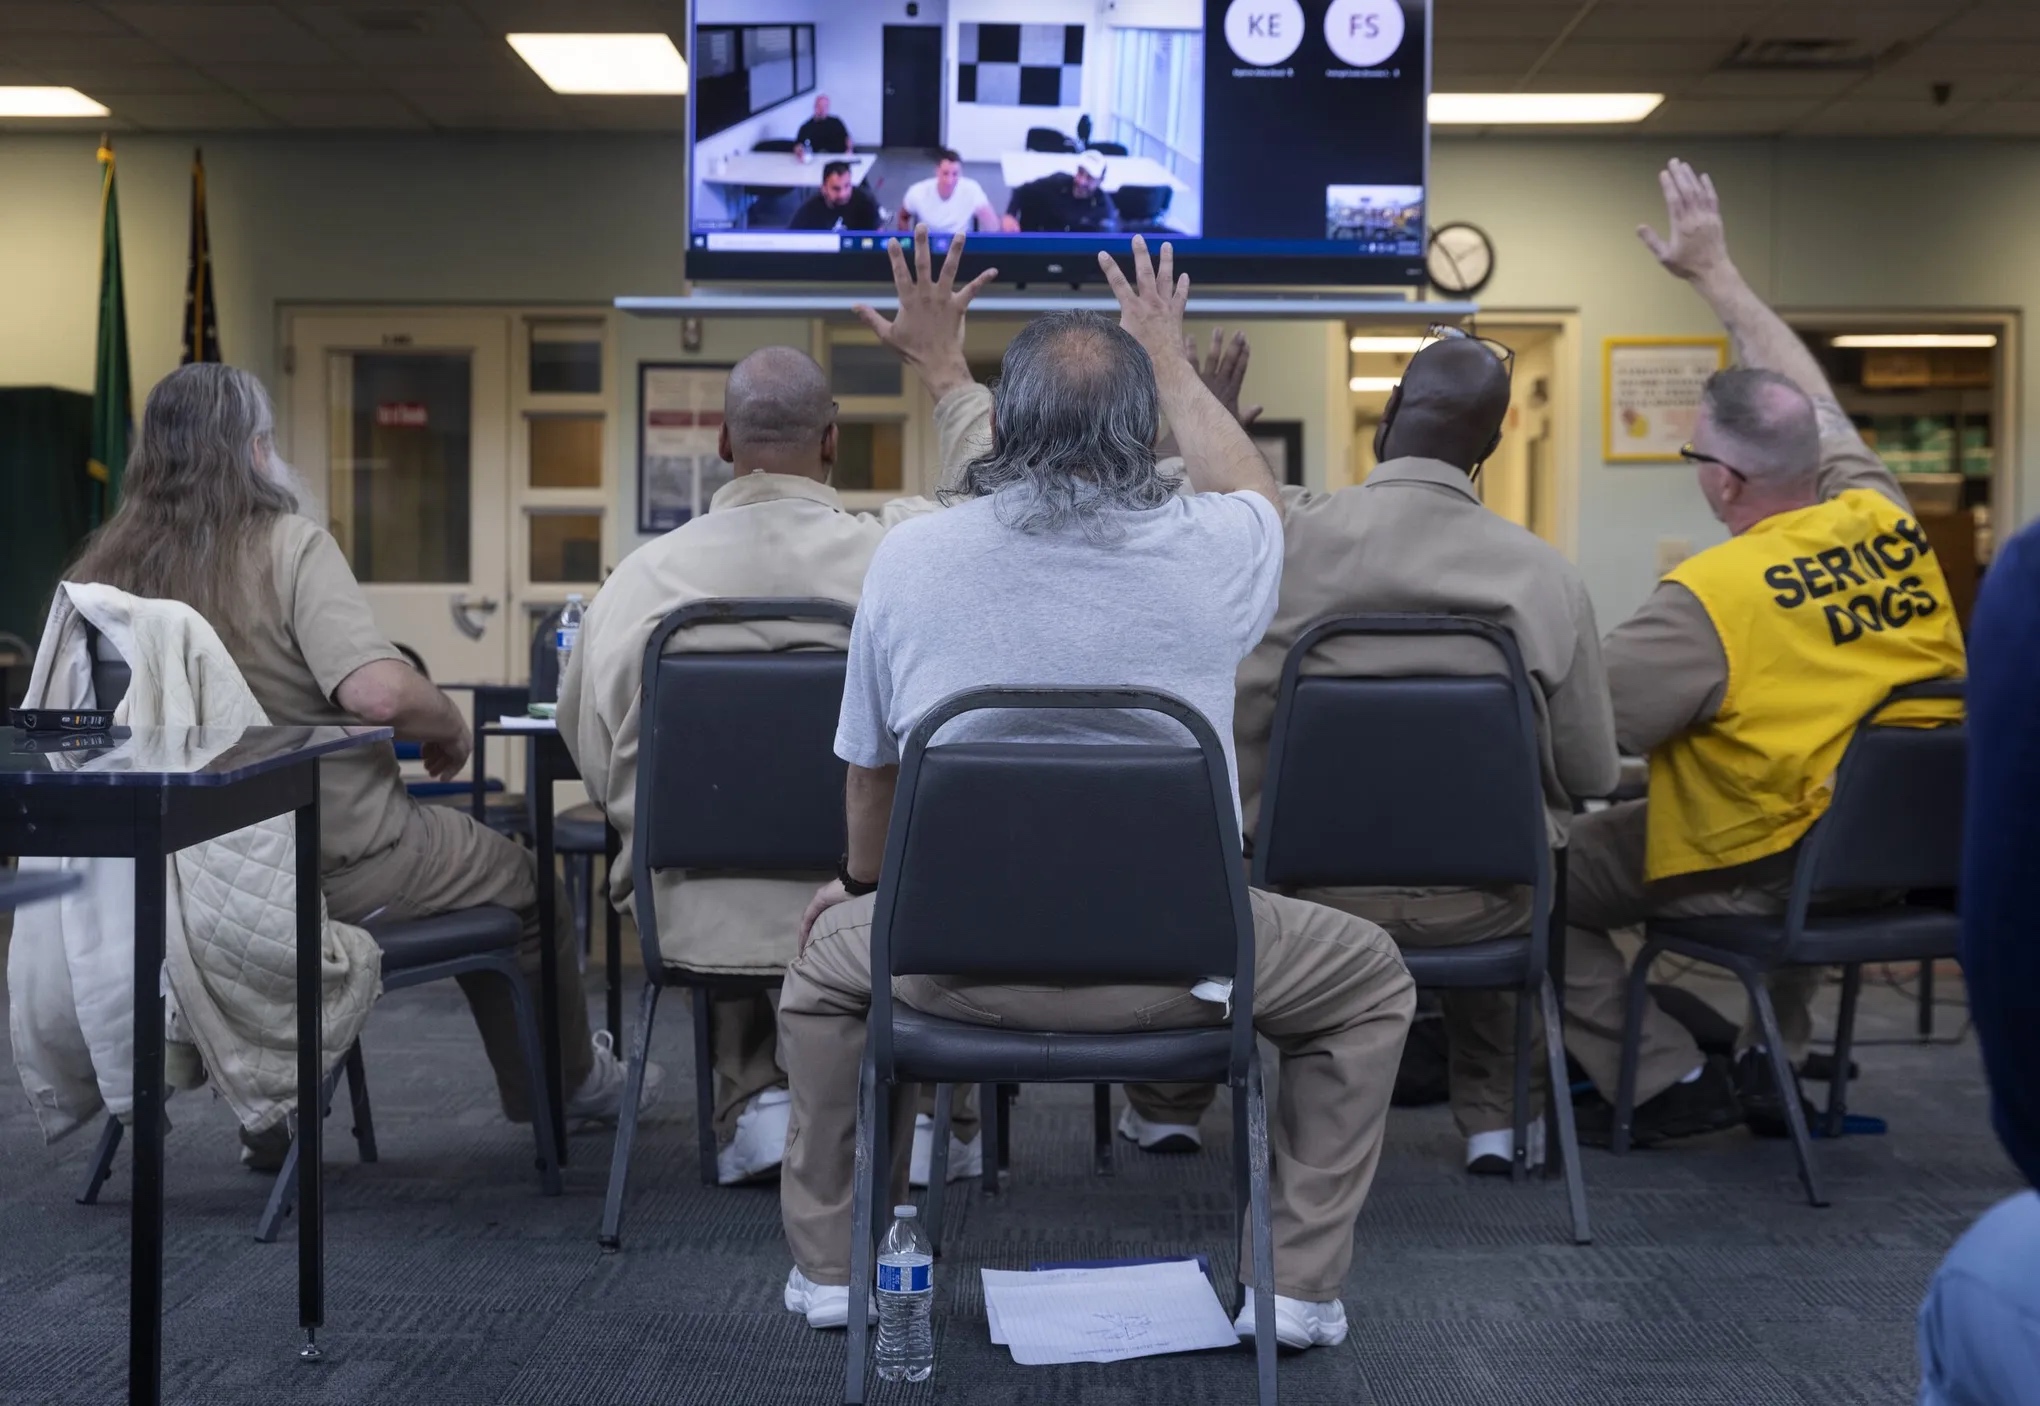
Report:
1101,0,1201,28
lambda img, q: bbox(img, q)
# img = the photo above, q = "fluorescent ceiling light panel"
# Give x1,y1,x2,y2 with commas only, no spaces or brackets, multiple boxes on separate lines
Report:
1350,376,1402,393
1831,333,1997,349
1349,336,1427,353
508,33,688,94
0,86,110,117
1430,93,1663,124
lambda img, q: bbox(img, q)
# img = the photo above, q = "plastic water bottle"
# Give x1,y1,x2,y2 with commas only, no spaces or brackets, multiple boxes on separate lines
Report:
875,1204,934,1382
554,594,585,695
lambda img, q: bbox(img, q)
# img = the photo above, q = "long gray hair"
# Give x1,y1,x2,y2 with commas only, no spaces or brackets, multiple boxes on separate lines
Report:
949,311,1179,535
68,363,298,651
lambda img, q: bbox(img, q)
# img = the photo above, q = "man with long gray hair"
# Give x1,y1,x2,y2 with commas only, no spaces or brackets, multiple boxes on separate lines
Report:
778,238,1415,1351
67,362,650,1161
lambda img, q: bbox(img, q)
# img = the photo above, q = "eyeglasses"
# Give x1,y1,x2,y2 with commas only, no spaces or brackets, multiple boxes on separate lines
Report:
1679,443,1749,483
1423,322,1515,381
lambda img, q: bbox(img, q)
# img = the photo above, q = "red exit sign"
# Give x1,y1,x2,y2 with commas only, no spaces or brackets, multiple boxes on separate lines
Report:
376,401,429,428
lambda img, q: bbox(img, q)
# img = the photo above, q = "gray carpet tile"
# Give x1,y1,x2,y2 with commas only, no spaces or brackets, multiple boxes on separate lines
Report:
0,961,2021,1406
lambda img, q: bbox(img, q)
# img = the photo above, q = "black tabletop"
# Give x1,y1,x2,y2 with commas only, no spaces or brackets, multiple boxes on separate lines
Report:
0,725,393,787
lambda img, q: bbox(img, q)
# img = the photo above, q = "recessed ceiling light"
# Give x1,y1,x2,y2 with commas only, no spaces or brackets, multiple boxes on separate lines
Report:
507,33,688,95
1831,333,1997,349
1430,93,1663,124
1349,336,1427,354
1350,376,1402,393
0,86,110,118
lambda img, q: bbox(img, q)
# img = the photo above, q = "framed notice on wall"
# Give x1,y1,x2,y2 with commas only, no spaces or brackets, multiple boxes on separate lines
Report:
638,363,734,534
1603,337,1729,462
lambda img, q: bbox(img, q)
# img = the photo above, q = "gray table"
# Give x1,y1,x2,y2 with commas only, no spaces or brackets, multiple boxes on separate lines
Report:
0,723,391,1406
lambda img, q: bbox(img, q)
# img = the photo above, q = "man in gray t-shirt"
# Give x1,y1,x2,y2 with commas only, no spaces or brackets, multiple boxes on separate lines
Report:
777,233,1414,1352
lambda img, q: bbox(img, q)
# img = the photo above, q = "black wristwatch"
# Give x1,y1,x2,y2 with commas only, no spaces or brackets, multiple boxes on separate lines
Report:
837,855,879,897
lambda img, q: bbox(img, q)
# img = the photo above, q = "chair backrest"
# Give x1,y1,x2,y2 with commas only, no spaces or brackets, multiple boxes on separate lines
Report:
1253,614,1551,948
868,687,1258,1076
529,607,563,703
1025,127,1075,152
1790,679,1967,923
85,624,130,709
631,598,855,970
754,138,798,152
1111,185,1172,221
1092,141,1129,156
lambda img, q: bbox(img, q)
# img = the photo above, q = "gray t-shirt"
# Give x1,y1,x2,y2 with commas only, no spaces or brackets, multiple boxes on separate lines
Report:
835,487,1285,816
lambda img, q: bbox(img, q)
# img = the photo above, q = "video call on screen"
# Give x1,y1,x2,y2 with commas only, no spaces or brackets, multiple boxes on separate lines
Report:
686,1,1428,265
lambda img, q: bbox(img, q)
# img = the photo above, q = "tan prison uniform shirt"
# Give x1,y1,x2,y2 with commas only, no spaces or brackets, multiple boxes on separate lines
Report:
232,515,409,872
557,472,943,976
1603,397,1915,755
1235,457,1621,844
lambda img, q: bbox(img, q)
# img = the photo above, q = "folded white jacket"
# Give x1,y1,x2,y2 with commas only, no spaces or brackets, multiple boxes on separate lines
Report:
8,581,381,1140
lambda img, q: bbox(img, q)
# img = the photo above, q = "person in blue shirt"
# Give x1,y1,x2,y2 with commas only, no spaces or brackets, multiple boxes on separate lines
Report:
1916,517,2040,1405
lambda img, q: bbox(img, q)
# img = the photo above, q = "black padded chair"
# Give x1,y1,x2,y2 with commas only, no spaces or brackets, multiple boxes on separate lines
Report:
72,647,560,1235
1024,126,1076,152
1252,614,1589,1245
1111,183,1173,230
1612,679,1966,1207
1091,140,1129,156
754,138,798,152
599,598,854,1248
846,687,1276,1406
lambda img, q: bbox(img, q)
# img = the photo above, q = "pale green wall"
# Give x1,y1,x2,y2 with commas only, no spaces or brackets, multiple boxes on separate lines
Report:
3,131,2032,621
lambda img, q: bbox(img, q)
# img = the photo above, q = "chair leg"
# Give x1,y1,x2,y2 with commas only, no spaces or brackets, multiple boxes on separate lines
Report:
1824,965,1864,1139
77,1116,123,1205
926,1083,953,1255
997,1084,1016,1172
979,1082,1001,1197
1744,970,1828,1208
1509,983,1535,1183
255,1126,301,1244
342,1041,377,1164
1611,937,1665,1157
1093,1083,1114,1177
603,881,623,1048
575,854,595,966
1917,959,1935,1040
1540,976,1592,1245
1246,1058,1277,1406
693,985,719,1188
845,1053,879,1406
495,957,564,1198
600,981,661,1250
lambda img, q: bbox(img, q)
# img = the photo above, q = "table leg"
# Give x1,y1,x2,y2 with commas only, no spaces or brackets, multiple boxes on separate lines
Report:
130,807,168,1406
534,740,568,1164
296,781,326,1360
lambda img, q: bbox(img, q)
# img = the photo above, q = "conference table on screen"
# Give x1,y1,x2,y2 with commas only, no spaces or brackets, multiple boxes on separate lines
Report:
705,152,878,228
998,151,1190,192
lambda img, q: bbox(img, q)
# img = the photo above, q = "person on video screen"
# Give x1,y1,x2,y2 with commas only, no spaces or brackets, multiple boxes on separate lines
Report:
795,95,852,155
897,148,998,234
1001,149,1118,235
789,162,881,233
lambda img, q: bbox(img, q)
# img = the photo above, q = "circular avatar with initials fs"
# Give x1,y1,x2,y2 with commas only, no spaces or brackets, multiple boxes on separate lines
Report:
1224,0,1306,67
1324,0,1407,68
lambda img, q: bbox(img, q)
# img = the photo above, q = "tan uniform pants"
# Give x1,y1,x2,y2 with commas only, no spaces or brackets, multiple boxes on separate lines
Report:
778,888,1414,1301
1563,800,1810,1105
1130,887,1538,1139
325,801,594,1122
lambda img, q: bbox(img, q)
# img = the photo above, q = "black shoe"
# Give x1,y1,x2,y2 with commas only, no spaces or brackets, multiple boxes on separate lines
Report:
1571,1057,1744,1148
1797,1050,1860,1083
1736,1049,1819,1139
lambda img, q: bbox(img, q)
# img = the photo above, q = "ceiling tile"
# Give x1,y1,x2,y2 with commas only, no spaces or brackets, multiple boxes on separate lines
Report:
38,63,226,94
292,3,488,41
1686,69,1866,99
0,2,131,35
2,34,174,64
565,96,689,130
1644,98,1829,133
474,0,690,29
1536,40,1730,77
1791,98,1969,135
108,3,339,63
1945,99,2040,134
1432,39,1548,76
1569,4,1789,42
247,88,427,125
1942,3,2040,41
402,90,572,129
95,90,281,129
1747,3,1973,51
1848,70,2025,103
1434,3,1583,43
199,61,384,90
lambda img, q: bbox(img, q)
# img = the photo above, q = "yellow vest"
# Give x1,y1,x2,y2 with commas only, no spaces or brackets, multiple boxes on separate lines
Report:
1646,489,1966,881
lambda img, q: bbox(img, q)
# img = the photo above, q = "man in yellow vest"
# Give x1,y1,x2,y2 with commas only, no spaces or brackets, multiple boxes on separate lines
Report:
1563,160,1967,1144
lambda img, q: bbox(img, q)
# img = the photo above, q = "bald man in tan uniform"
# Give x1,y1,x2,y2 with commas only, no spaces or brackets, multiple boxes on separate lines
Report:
559,230,997,1186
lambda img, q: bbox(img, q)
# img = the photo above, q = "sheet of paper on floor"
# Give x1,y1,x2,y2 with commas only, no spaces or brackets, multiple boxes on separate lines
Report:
980,1261,1238,1365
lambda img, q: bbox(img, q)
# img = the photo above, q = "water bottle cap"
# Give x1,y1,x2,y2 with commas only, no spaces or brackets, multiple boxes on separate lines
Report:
893,1205,917,1218
566,592,585,602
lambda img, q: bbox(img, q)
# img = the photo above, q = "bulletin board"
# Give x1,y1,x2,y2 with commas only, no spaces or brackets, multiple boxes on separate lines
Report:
1602,337,1729,462
638,362,734,534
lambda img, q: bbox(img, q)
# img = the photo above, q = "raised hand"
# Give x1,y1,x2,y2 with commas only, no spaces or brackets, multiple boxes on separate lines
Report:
1097,235,1190,367
1637,158,1733,285
1183,327,1263,427
854,224,996,401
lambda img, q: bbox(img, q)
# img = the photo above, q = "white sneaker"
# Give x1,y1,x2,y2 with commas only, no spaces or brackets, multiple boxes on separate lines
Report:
784,1266,876,1330
565,1030,665,1123
1233,1289,1349,1349
1117,1104,1202,1154
908,1111,985,1188
1465,1121,1546,1177
717,1089,791,1186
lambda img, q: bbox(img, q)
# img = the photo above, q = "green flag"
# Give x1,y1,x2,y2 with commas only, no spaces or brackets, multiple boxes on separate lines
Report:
88,137,132,525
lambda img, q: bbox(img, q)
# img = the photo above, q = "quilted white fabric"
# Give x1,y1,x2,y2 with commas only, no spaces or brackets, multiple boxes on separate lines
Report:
8,582,381,1140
